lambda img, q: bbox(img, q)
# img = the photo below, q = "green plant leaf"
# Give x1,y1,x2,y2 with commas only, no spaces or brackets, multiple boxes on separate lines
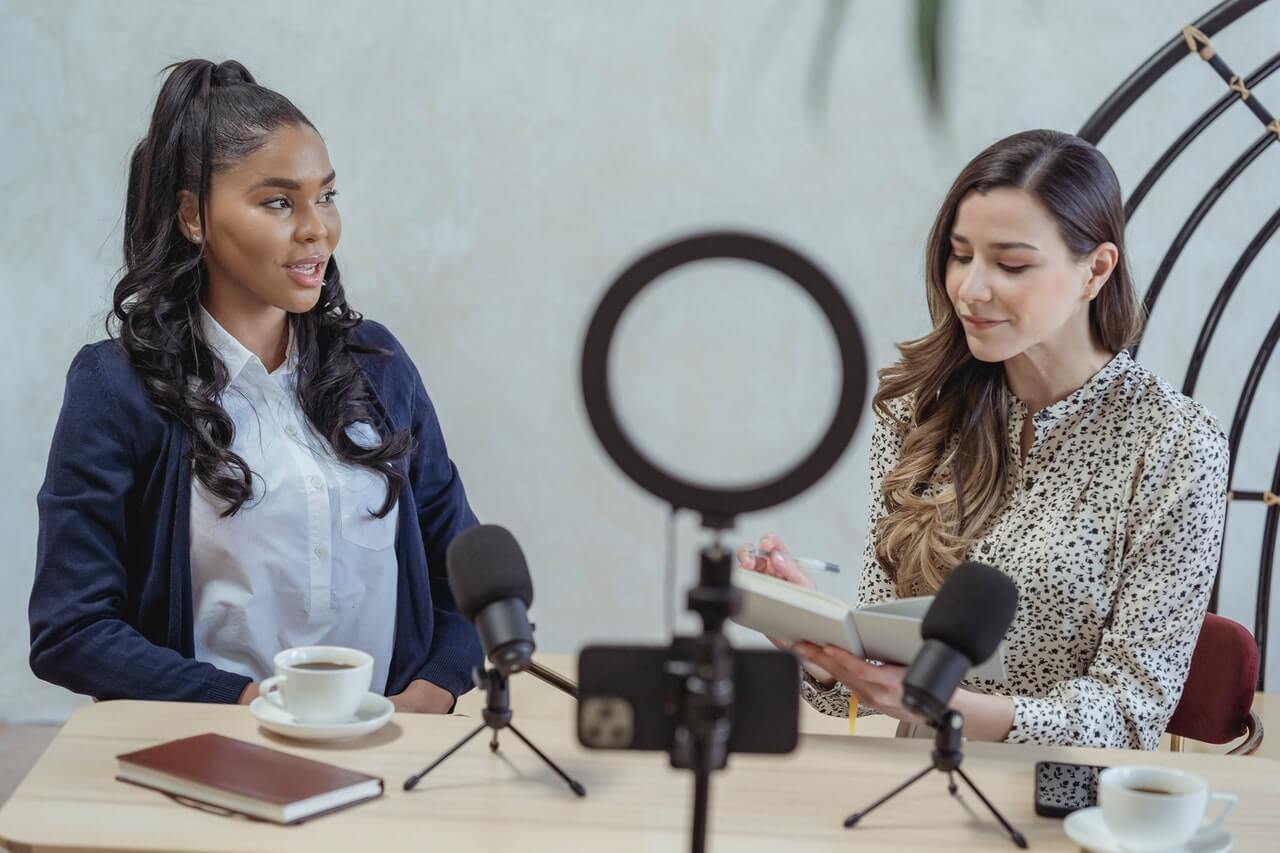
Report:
915,0,944,116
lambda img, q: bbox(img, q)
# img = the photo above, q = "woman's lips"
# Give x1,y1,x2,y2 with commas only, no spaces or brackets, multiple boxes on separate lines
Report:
962,315,1005,331
284,259,325,287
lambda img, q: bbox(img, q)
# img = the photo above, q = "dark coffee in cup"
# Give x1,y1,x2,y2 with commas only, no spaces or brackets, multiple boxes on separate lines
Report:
293,662,357,671
1128,786,1175,796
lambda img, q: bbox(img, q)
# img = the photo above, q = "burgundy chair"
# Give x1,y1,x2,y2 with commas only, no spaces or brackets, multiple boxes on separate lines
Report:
1166,612,1264,755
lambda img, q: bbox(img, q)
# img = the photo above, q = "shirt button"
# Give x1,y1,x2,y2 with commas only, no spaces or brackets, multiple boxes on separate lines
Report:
285,424,299,437
314,545,327,558
308,475,324,491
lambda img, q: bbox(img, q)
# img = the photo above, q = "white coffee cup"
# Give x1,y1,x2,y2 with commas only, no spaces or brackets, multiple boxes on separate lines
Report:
259,646,373,723
1098,765,1236,851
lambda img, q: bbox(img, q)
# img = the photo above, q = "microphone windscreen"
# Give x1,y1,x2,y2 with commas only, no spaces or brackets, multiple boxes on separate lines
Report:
920,561,1018,664
446,524,534,621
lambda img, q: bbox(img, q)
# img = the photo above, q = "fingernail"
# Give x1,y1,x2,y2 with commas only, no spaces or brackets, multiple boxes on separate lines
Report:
773,553,785,565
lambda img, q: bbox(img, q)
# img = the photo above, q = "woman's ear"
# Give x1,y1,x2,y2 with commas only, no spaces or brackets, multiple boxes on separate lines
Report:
1085,242,1119,300
176,190,202,243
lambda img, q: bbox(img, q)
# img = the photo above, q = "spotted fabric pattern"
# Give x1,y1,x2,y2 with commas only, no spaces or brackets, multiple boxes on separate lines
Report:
801,351,1229,750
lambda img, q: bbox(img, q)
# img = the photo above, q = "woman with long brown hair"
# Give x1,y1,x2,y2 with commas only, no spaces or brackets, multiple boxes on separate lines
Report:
740,129,1229,749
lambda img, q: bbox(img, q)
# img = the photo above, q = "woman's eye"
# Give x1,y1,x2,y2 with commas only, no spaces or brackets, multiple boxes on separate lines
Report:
263,197,290,210
951,254,972,264
999,264,1029,274
320,190,339,204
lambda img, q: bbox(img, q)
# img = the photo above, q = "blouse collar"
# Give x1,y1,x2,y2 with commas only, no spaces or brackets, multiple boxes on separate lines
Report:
1007,350,1133,448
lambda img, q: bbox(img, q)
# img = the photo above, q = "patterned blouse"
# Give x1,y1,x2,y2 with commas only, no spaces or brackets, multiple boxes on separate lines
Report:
801,351,1230,749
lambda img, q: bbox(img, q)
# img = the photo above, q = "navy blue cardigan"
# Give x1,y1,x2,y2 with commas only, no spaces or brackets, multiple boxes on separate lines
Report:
29,320,482,704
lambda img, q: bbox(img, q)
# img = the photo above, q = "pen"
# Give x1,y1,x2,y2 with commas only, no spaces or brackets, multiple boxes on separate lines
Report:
747,546,841,575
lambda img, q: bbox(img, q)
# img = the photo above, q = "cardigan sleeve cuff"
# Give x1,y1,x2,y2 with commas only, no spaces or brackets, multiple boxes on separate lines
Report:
415,615,484,703
203,670,253,705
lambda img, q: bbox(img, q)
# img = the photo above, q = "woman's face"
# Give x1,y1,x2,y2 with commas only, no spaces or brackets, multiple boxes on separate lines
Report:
179,123,341,316
944,187,1105,364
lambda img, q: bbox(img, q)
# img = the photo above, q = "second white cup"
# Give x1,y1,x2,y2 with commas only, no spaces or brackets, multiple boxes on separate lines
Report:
1099,765,1236,851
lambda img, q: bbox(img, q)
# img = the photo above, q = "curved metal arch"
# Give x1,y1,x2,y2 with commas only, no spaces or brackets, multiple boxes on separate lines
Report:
1224,312,1280,527
1181,209,1280,690
1126,50,1280,220
1078,0,1270,144
1216,312,1280,685
1183,207,1280,397
1256,448,1280,690
1130,130,1277,359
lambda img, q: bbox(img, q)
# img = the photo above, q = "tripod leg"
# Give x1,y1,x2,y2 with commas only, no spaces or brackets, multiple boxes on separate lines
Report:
403,721,488,791
947,771,958,797
490,731,500,753
953,767,1028,849
506,723,587,797
844,764,934,828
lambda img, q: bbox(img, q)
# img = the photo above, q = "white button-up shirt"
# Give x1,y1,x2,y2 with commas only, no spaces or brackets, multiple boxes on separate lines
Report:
190,308,399,692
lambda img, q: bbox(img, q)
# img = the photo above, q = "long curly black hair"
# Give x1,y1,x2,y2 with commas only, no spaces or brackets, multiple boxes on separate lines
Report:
110,58,412,517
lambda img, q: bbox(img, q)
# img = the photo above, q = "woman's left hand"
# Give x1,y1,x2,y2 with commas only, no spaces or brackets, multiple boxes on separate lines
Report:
793,642,927,726
389,679,455,714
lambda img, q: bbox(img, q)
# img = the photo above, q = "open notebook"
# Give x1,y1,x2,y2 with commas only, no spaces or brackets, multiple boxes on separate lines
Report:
731,567,1008,682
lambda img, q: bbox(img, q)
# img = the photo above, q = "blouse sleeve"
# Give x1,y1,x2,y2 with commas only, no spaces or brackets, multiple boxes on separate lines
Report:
1005,407,1229,749
802,394,909,718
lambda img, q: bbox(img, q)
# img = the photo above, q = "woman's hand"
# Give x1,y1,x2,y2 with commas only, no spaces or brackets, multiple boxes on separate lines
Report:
389,679,455,714
793,642,927,726
736,533,815,590
238,682,259,705
735,533,829,680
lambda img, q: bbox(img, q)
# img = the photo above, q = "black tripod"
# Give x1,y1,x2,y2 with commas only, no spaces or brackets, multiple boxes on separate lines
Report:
671,540,739,853
403,665,586,797
844,709,1027,849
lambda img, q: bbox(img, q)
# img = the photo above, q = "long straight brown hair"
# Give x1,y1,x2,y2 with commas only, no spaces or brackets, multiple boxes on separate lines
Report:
873,129,1143,596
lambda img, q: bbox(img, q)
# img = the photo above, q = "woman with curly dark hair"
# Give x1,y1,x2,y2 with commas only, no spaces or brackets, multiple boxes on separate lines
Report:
29,59,480,713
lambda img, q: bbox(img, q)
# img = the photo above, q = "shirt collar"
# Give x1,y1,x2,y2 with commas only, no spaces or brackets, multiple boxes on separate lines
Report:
1011,349,1133,429
197,306,297,385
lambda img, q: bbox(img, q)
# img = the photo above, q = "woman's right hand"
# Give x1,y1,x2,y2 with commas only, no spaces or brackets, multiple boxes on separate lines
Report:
736,533,816,653
736,533,815,590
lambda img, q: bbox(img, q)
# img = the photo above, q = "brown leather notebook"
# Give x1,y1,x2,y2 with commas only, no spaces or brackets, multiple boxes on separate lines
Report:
116,733,384,825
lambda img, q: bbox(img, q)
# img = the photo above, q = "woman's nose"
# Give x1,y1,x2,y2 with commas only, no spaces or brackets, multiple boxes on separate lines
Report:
956,265,992,303
295,206,328,244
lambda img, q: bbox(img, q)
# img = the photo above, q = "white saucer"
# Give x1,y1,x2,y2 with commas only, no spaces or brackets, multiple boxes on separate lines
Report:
250,691,394,742
1063,806,1232,853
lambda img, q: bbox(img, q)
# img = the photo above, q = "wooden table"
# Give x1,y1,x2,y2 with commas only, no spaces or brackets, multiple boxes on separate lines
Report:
2,697,1277,852
471,654,1280,752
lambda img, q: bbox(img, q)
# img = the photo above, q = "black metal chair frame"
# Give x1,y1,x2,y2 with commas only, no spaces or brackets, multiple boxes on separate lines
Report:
1078,0,1279,690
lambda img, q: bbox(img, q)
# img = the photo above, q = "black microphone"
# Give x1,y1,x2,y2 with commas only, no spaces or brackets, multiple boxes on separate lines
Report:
446,524,536,677
901,561,1018,723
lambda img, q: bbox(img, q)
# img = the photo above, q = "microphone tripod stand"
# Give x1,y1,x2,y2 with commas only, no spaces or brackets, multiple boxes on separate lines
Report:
403,665,586,797
844,709,1027,849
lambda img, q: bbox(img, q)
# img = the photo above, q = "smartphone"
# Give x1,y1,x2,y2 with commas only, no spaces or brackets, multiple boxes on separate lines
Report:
576,639,799,758
1034,760,1107,818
